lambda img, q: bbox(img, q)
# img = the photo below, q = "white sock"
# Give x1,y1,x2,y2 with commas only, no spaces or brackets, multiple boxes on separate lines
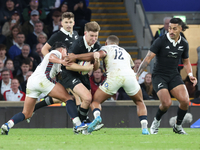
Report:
93,110,101,119
140,120,148,129
7,120,14,129
72,117,81,126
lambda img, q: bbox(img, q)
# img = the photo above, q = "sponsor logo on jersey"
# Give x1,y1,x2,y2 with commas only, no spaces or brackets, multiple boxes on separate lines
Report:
65,38,69,41
165,46,170,49
158,83,163,89
178,46,184,51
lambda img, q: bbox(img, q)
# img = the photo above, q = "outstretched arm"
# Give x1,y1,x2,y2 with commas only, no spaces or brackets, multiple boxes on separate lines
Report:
136,50,156,77
42,43,52,56
66,52,95,62
182,58,197,86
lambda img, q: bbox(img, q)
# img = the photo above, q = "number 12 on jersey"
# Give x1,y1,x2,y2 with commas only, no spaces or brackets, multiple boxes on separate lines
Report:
114,49,124,60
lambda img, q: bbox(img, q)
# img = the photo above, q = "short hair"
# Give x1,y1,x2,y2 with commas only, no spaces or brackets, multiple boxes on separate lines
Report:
0,44,6,50
106,35,119,45
163,17,172,24
1,68,10,74
21,58,31,66
37,32,48,40
53,41,66,49
22,44,31,51
170,18,189,31
84,21,100,32
34,20,44,26
62,12,74,20
11,25,21,32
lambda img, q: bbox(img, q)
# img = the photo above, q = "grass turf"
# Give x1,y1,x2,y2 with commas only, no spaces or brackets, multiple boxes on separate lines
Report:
0,128,199,150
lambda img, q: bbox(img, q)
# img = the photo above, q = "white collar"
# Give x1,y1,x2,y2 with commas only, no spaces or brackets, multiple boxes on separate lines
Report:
167,33,181,47
83,36,94,52
15,43,24,49
60,27,73,37
11,89,20,94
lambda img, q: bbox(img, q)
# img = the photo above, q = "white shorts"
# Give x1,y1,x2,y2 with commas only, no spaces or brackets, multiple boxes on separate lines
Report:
26,74,55,98
99,74,140,96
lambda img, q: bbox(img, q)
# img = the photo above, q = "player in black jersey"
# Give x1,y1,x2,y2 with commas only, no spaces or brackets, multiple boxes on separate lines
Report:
136,18,197,134
61,21,101,134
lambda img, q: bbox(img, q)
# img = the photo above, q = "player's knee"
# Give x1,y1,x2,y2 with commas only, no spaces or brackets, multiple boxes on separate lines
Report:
161,100,172,109
82,94,92,105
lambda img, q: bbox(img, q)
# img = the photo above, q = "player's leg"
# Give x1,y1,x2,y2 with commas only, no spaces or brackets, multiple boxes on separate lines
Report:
73,83,92,122
87,88,111,133
1,97,37,135
170,84,189,134
48,82,87,132
124,75,149,135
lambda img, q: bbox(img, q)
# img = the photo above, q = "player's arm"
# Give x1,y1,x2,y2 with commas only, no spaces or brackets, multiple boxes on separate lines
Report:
65,62,93,72
49,53,67,66
136,50,156,77
42,43,52,56
66,52,95,62
182,58,197,86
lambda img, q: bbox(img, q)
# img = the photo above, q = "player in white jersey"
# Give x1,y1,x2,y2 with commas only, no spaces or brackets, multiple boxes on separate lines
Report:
1,42,88,135
86,35,150,134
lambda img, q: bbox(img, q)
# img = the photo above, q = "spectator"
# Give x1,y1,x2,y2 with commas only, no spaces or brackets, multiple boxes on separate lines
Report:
2,10,21,37
4,58,14,78
14,58,30,84
45,1,69,25
4,25,20,51
35,43,44,61
0,68,11,95
8,32,25,60
47,10,62,36
68,0,92,35
22,10,40,36
89,67,106,97
20,71,33,93
0,44,8,63
3,78,25,101
140,73,158,100
0,60,4,72
31,32,47,51
0,0,19,27
26,20,49,49
133,59,148,84
13,44,40,72
22,0,46,22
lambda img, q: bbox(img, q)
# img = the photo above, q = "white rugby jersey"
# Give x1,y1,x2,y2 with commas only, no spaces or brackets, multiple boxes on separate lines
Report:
101,45,135,75
32,50,62,83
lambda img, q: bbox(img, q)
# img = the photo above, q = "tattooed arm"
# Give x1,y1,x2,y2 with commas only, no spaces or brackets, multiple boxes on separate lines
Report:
136,50,156,77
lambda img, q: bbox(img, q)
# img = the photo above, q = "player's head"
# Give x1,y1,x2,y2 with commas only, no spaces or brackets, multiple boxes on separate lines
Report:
105,35,119,45
168,18,188,40
61,12,75,32
54,42,67,58
84,21,100,46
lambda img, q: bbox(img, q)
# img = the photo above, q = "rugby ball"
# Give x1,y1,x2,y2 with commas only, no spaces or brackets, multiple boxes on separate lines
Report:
78,61,91,75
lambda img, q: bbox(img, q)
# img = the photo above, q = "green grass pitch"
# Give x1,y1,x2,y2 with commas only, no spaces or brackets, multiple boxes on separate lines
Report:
0,128,199,150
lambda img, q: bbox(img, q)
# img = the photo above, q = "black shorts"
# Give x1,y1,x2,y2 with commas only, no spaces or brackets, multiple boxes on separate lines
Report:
152,73,184,93
59,69,91,91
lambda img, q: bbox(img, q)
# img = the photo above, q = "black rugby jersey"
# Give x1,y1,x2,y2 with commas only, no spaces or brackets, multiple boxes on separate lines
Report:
150,33,189,75
47,28,79,49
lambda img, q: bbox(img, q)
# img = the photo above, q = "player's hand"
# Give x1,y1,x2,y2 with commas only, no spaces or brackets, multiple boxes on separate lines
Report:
65,53,76,63
94,52,100,59
189,76,197,86
86,64,94,71
61,60,69,66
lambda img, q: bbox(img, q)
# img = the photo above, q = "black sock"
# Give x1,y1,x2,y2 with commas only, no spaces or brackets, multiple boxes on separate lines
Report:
34,96,53,112
78,106,89,122
155,108,167,121
139,115,147,121
176,107,187,125
66,100,78,119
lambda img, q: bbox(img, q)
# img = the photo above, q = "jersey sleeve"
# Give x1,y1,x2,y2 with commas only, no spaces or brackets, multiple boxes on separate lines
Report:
150,37,162,54
182,42,189,59
47,33,58,47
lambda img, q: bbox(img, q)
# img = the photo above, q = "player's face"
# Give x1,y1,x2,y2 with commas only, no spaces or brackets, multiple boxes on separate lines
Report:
85,31,99,46
168,23,182,41
61,18,74,32
61,48,67,58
